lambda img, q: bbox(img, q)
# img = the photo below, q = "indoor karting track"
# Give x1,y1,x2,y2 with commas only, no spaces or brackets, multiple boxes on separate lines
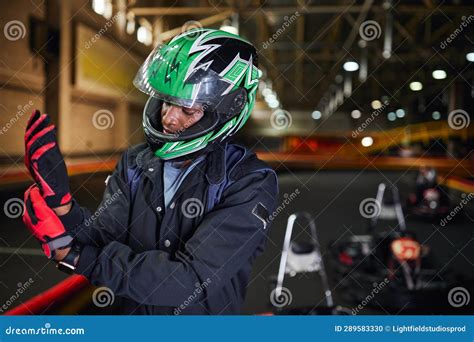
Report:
1,169,472,315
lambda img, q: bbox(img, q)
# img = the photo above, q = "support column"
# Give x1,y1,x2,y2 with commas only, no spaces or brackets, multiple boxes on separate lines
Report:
45,0,72,152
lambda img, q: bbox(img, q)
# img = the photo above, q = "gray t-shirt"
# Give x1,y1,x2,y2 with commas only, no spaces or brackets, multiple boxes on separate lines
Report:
163,155,206,208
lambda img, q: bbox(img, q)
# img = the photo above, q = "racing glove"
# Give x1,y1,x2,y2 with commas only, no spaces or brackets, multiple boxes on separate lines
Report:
22,184,73,259
24,110,72,208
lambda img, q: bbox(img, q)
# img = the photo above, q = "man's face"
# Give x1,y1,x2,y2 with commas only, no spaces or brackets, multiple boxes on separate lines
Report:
161,101,204,135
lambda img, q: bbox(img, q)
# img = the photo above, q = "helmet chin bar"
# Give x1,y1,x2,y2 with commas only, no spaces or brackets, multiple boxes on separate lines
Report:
142,96,221,144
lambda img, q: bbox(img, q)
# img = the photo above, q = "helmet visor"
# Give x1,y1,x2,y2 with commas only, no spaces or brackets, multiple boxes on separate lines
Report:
133,43,243,113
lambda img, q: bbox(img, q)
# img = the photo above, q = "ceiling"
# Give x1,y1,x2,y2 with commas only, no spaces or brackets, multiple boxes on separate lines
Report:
128,0,474,124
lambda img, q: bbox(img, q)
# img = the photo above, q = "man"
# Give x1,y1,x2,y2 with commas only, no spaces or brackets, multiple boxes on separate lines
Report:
22,29,279,315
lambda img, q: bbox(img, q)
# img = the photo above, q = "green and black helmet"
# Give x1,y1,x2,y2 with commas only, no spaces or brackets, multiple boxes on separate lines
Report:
133,28,262,160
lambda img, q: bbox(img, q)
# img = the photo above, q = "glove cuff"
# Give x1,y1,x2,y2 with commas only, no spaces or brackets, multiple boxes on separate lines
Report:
47,235,73,252
43,235,73,259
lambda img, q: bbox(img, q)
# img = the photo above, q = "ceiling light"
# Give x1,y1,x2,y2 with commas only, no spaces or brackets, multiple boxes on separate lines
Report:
371,100,382,110
432,111,441,120
312,110,322,120
126,13,136,34
409,81,423,91
137,25,152,46
268,100,279,109
351,109,361,119
92,0,106,16
361,136,373,147
387,112,396,121
396,109,405,118
343,61,359,72
466,52,474,62
264,94,277,102
261,88,273,97
432,70,447,80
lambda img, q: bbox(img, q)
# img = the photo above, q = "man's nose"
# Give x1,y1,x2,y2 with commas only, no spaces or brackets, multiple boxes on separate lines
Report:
163,105,181,126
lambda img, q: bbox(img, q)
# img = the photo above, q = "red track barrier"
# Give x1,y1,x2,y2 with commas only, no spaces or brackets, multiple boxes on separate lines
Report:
4,275,89,315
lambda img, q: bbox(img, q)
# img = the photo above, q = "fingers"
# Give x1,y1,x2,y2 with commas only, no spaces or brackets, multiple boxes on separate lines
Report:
23,184,39,226
26,125,56,157
30,142,57,162
25,110,53,171
28,185,55,220
25,111,51,143
25,125,56,171
25,110,41,132
24,183,37,197
27,186,68,239
22,184,68,259
30,153,57,198
23,184,38,207
23,112,70,209
28,184,44,205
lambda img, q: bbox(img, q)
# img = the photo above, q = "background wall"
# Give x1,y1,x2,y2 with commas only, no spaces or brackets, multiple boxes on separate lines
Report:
0,0,147,161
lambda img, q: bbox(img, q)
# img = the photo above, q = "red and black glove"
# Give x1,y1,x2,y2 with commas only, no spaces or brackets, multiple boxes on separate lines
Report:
22,184,73,259
24,110,72,208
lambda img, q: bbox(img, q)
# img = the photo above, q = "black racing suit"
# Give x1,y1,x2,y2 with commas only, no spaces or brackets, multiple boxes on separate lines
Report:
59,142,279,314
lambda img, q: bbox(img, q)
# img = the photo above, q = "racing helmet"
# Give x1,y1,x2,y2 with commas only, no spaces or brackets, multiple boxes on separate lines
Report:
133,28,262,160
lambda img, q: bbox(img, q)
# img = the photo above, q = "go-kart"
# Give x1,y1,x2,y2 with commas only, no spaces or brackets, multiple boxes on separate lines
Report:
266,212,350,315
406,186,451,219
330,183,462,314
